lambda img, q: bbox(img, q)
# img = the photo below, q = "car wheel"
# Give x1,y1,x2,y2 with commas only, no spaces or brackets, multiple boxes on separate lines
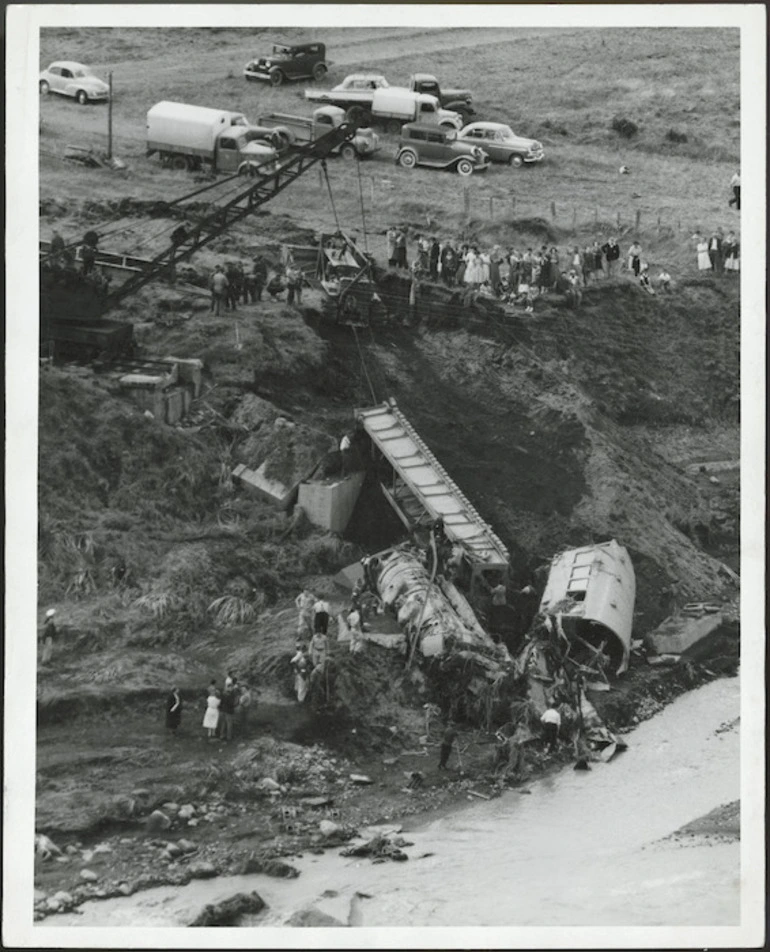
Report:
312,63,327,81
39,80,50,95
340,143,357,161
270,69,284,87
171,155,188,171
456,158,474,177
398,150,418,169
509,154,524,168
76,90,88,105
386,119,402,136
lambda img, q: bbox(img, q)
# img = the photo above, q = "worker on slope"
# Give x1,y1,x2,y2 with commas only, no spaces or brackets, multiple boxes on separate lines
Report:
295,589,316,638
209,264,228,317
40,608,58,664
540,704,561,752
438,721,458,771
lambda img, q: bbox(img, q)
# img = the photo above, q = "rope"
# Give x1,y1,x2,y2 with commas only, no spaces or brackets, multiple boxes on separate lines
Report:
356,159,368,253
351,324,378,405
321,161,341,233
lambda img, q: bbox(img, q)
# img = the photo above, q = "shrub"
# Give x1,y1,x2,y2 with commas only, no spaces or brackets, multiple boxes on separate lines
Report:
611,116,639,138
665,128,688,143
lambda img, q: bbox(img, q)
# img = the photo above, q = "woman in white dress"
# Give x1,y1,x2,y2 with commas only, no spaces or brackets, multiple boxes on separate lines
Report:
202,690,220,740
464,247,483,288
693,232,711,270
723,231,740,272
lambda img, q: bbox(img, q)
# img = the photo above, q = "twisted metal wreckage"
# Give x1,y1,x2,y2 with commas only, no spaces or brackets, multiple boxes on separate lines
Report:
347,401,636,760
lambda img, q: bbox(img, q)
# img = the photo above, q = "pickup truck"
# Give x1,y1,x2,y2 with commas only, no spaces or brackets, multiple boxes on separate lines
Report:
409,74,474,119
306,76,462,132
256,105,380,160
146,101,280,174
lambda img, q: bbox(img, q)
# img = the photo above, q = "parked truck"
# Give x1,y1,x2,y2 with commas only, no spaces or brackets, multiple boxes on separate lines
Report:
306,75,463,133
146,101,280,174
256,105,380,160
409,73,475,119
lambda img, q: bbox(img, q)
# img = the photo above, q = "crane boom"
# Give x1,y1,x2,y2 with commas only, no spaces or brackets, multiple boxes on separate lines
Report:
106,119,361,307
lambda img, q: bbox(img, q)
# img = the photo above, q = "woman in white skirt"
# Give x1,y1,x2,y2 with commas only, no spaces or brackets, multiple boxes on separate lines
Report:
202,689,221,740
723,231,740,272
693,232,711,270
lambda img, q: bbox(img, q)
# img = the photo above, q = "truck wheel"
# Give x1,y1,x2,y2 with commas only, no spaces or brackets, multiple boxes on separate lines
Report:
398,150,418,169
76,90,89,105
509,154,524,168
456,158,474,177
270,69,284,87
340,143,357,161
312,63,327,81
386,119,402,136
171,155,188,171
39,80,50,95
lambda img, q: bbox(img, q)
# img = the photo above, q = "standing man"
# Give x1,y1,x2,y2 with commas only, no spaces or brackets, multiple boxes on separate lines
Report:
252,254,268,301
428,236,440,281
540,704,561,752
488,575,508,634
210,265,228,316
40,608,57,664
395,228,408,270
295,589,315,638
313,596,331,635
310,630,328,668
602,236,620,277
709,229,724,273
438,721,458,770
220,684,236,742
728,170,740,209
626,239,642,277
237,681,253,732
339,432,352,476
386,227,398,268
286,262,304,305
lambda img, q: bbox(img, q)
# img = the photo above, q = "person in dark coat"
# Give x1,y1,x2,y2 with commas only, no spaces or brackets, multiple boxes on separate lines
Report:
438,722,458,770
428,237,440,280
165,687,182,735
601,237,620,277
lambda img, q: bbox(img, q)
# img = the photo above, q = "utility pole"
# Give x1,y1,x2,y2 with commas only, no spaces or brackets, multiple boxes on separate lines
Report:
107,72,113,160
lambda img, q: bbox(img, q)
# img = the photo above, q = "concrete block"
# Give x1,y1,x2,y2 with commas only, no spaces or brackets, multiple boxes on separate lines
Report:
162,357,204,398
297,472,365,534
233,462,292,508
165,388,185,425
647,613,726,659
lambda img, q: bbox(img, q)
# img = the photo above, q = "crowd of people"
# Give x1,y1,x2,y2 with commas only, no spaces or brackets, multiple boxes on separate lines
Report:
692,227,741,274
385,227,685,307
190,672,253,742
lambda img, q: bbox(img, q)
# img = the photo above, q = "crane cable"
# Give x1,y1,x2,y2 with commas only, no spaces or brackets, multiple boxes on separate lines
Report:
350,324,378,406
321,161,341,234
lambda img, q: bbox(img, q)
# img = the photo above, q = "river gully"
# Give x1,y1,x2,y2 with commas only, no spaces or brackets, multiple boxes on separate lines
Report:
45,675,740,929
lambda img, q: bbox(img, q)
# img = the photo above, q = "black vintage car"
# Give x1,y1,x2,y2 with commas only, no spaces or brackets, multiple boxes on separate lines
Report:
244,42,328,87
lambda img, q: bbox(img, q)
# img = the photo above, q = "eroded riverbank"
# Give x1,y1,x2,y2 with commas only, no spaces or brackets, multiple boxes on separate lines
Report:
45,674,740,929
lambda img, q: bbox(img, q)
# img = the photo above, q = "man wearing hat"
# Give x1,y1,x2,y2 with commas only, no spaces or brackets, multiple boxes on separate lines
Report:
41,609,57,663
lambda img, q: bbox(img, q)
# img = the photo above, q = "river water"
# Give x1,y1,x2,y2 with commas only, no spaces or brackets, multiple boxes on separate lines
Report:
48,676,740,929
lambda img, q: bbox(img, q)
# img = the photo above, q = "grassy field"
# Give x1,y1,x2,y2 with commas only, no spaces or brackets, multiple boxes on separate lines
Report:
39,26,740,275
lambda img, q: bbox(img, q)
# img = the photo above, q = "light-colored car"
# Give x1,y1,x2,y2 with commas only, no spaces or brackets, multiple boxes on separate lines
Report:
458,122,544,166
39,61,110,104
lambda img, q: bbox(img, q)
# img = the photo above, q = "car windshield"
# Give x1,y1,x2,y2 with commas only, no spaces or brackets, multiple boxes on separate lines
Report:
495,126,515,140
73,68,91,78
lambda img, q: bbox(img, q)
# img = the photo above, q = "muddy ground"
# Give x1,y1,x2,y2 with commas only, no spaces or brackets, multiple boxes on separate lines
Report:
35,26,741,921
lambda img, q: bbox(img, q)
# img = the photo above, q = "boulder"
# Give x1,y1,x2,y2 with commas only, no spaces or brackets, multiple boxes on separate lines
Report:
34,889,47,903
117,882,133,896
177,839,198,853
52,891,73,905
287,906,346,927
188,861,217,879
65,845,79,856
187,819,199,827
165,842,183,858
258,777,281,792
162,802,180,814
189,891,266,926
79,869,98,882
35,833,62,859
45,898,62,913
236,854,300,878
146,810,171,832
319,820,341,837
178,804,196,820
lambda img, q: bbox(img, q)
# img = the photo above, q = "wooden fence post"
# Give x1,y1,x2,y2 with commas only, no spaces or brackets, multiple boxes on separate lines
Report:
617,210,621,228
511,195,516,219
489,196,494,220
635,209,641,230
572,207,577,228
657,214,661,233
463,183,471,221
370,179,375,204
550,201,556,220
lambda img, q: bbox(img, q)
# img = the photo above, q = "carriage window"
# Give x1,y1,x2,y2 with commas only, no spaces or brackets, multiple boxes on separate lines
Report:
61,68,73,78
427,132,444,143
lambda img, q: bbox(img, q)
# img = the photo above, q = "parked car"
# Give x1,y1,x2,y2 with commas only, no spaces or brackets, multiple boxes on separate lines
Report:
395,123,490,177
244,42,327,86
39,61,110,104
457,122,544,166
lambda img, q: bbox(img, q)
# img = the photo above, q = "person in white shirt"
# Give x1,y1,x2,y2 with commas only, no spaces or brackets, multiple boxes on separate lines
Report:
728,171,740,209
295,589,315,636
540,705,561,751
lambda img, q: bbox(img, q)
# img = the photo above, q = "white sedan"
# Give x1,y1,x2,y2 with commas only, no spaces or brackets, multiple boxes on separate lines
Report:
457,122,544,166
39,61,110,104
